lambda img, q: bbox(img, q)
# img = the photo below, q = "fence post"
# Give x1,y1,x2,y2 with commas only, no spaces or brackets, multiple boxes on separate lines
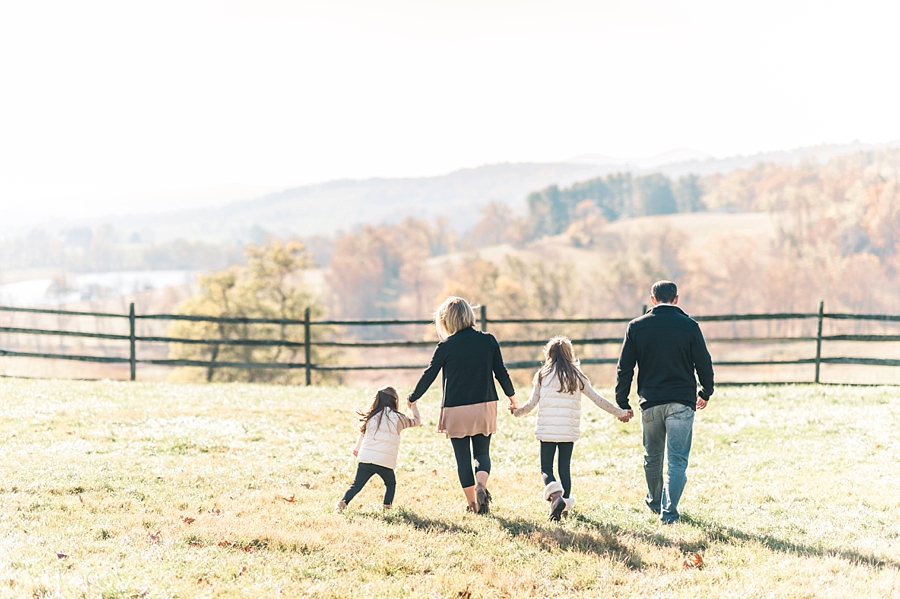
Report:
814,300,824,384
304,307,312,386
480,305,487,331
129,302,136,381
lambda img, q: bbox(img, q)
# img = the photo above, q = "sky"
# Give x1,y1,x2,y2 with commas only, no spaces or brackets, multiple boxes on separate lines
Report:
1,0,899,222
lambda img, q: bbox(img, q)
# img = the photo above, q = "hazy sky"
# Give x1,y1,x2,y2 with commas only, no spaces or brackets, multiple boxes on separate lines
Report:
1,0,898,221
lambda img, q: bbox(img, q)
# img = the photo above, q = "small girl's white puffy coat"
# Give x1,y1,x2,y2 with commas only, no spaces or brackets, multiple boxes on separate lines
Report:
515,370,626,442
354,405,420,469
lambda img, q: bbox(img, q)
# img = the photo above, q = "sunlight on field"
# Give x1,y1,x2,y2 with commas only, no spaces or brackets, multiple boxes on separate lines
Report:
0,379,898,598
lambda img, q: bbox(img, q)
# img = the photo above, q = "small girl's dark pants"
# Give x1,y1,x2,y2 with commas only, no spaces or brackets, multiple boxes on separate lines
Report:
540,441,574,498
341,462,397,505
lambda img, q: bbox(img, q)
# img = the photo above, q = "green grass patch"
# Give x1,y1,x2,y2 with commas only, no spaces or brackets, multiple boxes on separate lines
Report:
0,378,898,597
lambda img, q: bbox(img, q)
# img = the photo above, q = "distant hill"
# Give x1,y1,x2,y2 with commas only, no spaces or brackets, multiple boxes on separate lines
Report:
105,162,634,242
42,139,900,244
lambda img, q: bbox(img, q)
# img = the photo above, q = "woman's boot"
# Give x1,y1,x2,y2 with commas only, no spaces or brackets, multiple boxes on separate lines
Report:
475,483,492,514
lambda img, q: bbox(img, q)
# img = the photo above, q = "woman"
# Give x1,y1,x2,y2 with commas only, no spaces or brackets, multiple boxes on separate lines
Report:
408,296,517,514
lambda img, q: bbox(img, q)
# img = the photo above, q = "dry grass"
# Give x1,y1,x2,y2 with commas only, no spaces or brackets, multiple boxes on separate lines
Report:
0,378,899,598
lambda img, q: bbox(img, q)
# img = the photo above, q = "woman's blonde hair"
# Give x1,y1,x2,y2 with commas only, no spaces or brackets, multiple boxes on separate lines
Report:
537,336,585,394
434,296,476,340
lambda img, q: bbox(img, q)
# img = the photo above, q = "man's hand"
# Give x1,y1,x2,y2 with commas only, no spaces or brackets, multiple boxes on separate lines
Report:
696,395,708,410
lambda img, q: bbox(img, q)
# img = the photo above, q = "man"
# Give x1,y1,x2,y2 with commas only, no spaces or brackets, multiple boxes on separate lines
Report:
615,280,714,524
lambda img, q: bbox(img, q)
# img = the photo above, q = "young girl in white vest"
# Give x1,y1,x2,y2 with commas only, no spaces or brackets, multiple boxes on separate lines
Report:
336,386,421,512
512,336,630,520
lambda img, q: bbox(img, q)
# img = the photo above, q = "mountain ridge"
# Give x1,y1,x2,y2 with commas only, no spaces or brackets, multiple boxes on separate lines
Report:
34,139,900,243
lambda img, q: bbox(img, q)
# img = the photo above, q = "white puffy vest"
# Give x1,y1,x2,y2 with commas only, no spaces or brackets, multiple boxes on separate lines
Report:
521,372,624,442
356,408,415,470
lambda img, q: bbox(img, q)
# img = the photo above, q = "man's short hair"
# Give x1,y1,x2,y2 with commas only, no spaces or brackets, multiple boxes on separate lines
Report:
651,280,677,303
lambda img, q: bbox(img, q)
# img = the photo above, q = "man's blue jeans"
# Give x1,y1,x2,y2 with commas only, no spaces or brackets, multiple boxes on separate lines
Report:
641,402,694,523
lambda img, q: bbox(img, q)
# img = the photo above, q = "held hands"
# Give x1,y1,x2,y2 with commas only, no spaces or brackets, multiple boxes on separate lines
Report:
507,396,518,414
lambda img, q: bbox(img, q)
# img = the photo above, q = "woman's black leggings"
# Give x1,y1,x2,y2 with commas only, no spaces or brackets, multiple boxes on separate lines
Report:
541,441,574,498
450,434,491,488
341,462,397,506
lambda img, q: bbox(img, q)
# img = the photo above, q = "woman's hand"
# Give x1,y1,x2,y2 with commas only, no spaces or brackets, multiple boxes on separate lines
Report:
507,395,518,413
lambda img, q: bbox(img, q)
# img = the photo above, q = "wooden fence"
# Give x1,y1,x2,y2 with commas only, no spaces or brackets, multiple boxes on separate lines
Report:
2,301,900,384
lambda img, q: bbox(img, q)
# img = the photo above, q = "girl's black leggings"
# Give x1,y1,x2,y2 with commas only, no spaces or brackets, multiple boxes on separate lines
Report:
541,441,574,498
341,462,397,506
450,434,491,488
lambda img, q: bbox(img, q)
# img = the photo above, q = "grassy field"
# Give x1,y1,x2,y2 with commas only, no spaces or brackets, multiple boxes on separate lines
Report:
0,379,899,598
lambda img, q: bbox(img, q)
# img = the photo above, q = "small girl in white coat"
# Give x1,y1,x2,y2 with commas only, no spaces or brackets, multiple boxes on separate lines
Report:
512,336,630,520
336,386,421,512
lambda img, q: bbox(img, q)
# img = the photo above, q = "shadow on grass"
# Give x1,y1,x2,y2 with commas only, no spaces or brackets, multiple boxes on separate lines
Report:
377,507,898,572
491,514,645,570
381,508,480,536
679,513,900,570
571,511,900,571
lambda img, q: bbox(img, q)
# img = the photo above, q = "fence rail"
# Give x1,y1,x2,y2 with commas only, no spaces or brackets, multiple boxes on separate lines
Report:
1,301,899,384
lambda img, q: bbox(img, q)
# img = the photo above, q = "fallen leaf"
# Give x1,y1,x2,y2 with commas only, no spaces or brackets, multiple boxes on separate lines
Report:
457,586,472,599
239,566,248,575
197,577,212,586
188,541,202,548
299,482,312,489
431,469,437,476
148,531,161,544
56,552,69,559
683,552,704,568
209,507,221,515
281,495,296,503
218,541,236,548
182,516,196,524
78,494,84,504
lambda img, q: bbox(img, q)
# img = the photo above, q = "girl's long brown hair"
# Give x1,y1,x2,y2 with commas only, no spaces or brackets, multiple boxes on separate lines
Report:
358,386,400,433
536,336,586,394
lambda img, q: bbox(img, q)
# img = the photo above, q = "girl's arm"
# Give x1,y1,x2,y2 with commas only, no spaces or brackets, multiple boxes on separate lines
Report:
397,402,422,430
352,432,363,457
583,380,628,418
513,383,541,417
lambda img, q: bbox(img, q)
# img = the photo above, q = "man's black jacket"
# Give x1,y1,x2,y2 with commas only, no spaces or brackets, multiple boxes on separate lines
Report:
615,304,714,411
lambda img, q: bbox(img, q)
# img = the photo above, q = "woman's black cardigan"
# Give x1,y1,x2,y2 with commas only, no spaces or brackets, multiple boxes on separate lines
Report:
408,327,515,406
